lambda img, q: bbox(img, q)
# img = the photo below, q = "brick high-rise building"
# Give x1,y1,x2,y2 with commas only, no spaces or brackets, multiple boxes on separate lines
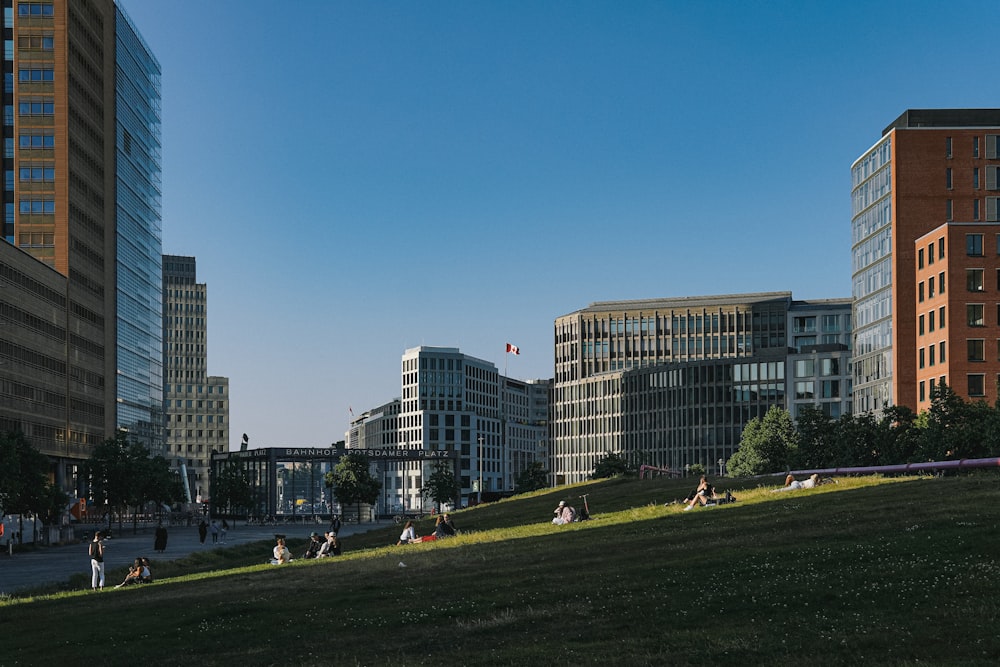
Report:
852,109,1000,414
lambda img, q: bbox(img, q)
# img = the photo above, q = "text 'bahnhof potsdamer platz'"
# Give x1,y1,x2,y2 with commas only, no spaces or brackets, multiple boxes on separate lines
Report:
551,292,852,484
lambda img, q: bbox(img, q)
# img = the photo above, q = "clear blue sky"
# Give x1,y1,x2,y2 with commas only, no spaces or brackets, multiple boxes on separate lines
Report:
122,0,998,449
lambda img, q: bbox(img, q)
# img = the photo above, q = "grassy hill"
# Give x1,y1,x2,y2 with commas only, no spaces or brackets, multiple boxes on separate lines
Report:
4,473,1000,666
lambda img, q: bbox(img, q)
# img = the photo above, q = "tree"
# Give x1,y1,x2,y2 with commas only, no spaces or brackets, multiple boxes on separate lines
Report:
421,460,458,510
591,452,636,479
326,453,381,521
212,460,256,520
86,432,181,533
727,406,797,477
792,405,835,469
514,461,549,494
0,431,56,529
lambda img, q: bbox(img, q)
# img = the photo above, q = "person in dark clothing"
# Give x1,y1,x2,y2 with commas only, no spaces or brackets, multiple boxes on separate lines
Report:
154,523,168,552
197,520,208,544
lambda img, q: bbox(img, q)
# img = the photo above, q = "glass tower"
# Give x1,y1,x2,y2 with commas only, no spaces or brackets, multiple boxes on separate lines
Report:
113,4,163,454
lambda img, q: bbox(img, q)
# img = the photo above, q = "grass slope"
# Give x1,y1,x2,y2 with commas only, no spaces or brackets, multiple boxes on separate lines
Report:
4,474,1000,666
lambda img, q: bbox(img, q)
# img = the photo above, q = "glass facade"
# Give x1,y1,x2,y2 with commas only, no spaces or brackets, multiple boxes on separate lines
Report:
851,135,894,415
114,5,163,454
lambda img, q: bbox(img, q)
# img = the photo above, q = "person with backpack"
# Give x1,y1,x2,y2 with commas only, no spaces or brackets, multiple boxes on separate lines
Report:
89,532,105,590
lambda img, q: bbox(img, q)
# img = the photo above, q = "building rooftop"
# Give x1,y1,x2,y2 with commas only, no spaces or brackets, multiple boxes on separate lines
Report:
558,291,793,318
883,109,1000,135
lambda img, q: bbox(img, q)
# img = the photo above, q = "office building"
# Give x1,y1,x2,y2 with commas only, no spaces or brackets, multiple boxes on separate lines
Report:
552,293,852,483
851,109,1000,414
1,1,162,486
348,346,550,511
162,255,229,502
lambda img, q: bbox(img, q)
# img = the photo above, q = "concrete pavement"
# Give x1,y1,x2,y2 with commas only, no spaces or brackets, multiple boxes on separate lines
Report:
0,519,381,595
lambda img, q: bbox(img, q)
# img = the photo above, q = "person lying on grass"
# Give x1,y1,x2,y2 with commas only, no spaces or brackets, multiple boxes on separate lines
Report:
772,473,821,492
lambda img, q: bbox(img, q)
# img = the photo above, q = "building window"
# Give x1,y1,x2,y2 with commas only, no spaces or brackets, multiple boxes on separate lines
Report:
18,132,54,149
918,248,924,269
18,165,53,183
929,345,936,366
929,242,935,264
939,271,945,294
975,167,981,189
17,4,54,17
946,168,953,189
919,347,925,369
794,360,814,377
974,199,981,221
988,166,1000,191
967,269,985,292
968,304,985,327
939,306,946,329
974,136,981,158
968,234,984,256
17,68,54,82
969,339,985,362
939,237,945,259
918,282,925,302
821,380,840,398
919,314,925,336
946,199,953,221
919,380,926,402
928,312,935,333
18,198,54,214
928,275,936,298
17,99,54,116
946,137,952,158
820,358,839,376
795,381,814,400
989,135,1000,160
940,340,946,363
968,374,986,397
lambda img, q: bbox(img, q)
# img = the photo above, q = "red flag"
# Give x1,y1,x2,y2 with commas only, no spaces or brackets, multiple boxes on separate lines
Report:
506,343,520,355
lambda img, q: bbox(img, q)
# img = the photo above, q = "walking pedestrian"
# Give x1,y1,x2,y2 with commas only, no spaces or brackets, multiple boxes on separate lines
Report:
198,520,208,544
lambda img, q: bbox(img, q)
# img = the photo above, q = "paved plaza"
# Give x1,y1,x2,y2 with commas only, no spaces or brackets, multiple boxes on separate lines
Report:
0,519,379,595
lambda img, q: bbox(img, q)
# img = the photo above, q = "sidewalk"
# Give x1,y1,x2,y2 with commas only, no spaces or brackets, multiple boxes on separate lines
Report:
0,520,380,595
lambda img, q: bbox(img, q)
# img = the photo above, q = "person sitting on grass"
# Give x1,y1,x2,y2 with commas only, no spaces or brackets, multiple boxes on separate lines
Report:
552,500,576,525
114,558,144,588
682,476,716,511
397,520,418,545
773,473,821,492
139,557,153,583
271,537,292,564
302,532,323,559
434,515,455,539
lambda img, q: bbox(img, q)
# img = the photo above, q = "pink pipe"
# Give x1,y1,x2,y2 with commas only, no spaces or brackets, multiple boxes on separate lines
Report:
782,457,1000,478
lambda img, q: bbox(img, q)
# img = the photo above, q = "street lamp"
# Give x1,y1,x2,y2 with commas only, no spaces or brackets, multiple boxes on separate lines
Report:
477,435,484,505
718,458,725,477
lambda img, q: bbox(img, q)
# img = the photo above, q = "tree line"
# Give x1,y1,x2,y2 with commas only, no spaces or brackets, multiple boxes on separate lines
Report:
727,383,1000,477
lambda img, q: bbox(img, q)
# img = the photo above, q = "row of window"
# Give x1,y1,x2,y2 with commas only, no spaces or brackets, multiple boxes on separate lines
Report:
918,307,947,335
169,414,226,424
919,375,991,401
918,342,947,368
18,198,53,214
18,67,53,82
17,3,53,17
944,135,1000,159
19,99,53,116
943,166,1000,190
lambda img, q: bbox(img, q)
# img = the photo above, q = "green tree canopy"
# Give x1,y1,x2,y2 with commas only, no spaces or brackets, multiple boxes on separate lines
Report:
591,452,636,479
212,459,256,519
0,431,56,522
727,406,797,477
326,453,381,519
514,461,549,494
421,460,458,510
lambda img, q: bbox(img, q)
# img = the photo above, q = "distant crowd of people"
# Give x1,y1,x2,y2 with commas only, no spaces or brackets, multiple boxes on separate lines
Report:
270,529,343,565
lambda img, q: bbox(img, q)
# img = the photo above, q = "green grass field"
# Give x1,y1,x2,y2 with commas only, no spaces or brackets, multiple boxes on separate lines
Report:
4,473,999,666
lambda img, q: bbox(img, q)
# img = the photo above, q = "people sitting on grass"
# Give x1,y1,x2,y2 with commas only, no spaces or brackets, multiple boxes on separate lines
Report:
434,515,455,539
443,513,459,534
682,476,716,511
773,473,821,492
271,537,292,564
302,532,323,559
552,500,576,525
140,557,153,583
114,558,145,588
326,531,342,556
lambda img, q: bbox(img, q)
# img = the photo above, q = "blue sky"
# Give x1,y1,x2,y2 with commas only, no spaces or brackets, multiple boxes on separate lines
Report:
122,0,998,449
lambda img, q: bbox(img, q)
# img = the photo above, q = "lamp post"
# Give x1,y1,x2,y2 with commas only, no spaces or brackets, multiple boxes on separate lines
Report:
477,435,484,505
718,459,725,477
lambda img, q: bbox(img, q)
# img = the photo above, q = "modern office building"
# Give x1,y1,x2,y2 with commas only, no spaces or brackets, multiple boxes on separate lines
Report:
348,346,550,511
786,299,853,420
552,293,852,483
1,1,163,485
162,255,229,502
851,109,1000,415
